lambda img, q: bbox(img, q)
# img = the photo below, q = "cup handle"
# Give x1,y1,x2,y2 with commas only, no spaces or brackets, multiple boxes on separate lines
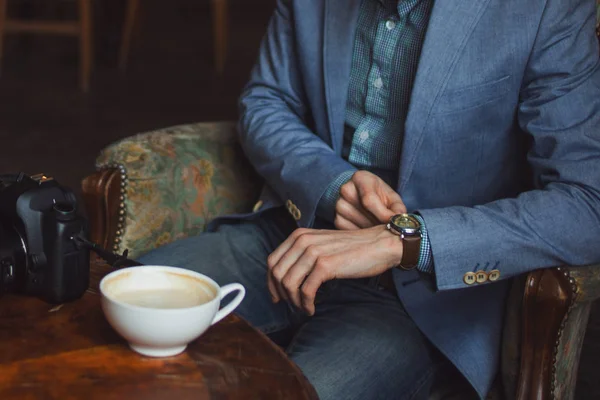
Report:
211,283,246,325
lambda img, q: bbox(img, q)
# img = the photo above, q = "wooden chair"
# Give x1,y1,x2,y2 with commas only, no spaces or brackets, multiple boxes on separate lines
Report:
0,0,93,92
118,0,229,75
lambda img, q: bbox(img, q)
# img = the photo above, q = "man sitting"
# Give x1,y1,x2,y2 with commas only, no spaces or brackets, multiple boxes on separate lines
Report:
139,0,600,398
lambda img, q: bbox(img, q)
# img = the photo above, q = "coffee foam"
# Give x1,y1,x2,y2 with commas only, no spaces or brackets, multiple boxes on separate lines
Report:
104,269,217,309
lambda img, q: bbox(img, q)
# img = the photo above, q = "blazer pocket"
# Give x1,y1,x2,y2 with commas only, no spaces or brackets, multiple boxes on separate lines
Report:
434,75,512,114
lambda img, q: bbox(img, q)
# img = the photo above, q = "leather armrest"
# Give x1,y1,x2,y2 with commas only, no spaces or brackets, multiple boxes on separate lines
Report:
81,167,123,251
516,265,599,400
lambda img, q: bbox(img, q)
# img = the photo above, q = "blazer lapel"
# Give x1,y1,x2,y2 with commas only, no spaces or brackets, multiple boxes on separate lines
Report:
398,0,493,191
323,0,363,152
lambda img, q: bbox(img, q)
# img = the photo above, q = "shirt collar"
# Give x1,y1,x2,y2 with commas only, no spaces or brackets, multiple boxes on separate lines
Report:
376,0,423,19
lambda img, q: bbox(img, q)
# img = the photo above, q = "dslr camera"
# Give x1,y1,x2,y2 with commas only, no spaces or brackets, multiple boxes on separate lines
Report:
0,173,90,303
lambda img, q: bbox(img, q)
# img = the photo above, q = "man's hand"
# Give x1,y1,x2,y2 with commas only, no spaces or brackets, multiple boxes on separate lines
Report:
335,171,406,230
266,225,403,315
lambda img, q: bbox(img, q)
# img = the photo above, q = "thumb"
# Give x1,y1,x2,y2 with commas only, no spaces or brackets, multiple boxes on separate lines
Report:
389,201,407,215
376,205,399,224
370,200,401,224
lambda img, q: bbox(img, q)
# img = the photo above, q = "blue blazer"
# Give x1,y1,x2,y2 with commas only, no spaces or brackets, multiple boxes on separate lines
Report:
221,0,600,397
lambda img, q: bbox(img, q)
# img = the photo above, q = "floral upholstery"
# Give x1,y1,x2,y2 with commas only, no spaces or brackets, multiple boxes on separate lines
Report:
553,303,592,399
95,122,261,259
571,265,600,301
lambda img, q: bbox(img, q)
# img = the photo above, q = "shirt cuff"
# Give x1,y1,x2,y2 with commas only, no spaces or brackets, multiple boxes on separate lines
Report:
315,170,356,223
414,214,435,274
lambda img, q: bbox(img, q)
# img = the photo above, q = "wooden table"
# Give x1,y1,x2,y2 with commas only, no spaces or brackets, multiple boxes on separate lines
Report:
0,257,318,400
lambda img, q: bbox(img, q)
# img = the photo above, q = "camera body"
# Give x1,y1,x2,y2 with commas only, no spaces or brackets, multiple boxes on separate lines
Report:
0,173,89,303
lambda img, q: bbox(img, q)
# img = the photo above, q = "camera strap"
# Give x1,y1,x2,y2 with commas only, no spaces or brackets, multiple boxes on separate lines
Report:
72,234,143,269
0,173,24,185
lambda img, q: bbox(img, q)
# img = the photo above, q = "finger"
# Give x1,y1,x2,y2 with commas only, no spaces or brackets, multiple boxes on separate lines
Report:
351,171,407,222
268,228,308,269
270,231,320,305
389,200,407,215
269,260,290,304
272,231,345,308
335,198,376,228
349,172,395,223
272,269,290,303
340,181,379,225
300,257,335,316
383,186,407,215
271,231,314,276
334,214,361,230
283,237,351,310
268,234,300,304
281,245,321,309
340,183,380,226
267,273,280,303
358,190,394,223
268,228,329,268
339,180,362,208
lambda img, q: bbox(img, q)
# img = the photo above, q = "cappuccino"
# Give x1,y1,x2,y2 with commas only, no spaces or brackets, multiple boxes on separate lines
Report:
100,265,246,357
113,287,213,309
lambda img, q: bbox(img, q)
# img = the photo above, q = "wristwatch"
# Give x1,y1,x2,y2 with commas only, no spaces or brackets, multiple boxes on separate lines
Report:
386,213,422,270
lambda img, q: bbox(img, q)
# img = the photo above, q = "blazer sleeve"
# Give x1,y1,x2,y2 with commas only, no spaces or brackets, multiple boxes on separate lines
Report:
418,0,600,291
237,0,355,227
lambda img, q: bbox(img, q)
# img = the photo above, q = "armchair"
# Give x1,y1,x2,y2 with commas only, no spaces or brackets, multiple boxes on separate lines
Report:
81,121,599,400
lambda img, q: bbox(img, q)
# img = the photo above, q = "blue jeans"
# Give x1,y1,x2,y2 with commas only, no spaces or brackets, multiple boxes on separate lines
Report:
138,209,444,400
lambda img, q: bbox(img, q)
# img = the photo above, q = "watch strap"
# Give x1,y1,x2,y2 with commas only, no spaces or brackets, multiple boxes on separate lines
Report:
399,234,421,270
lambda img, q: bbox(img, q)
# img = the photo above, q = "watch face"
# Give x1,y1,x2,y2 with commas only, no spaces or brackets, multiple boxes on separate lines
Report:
390,214,420,234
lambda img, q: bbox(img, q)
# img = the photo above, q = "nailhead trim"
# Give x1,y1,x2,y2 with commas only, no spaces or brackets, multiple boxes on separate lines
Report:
95,162,128,254
550,267,579,399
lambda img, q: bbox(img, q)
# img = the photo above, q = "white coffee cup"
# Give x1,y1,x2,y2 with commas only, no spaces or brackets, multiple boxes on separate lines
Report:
99,265,245,357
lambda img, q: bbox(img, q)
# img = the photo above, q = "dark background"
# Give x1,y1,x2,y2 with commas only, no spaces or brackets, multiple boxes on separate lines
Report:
0,0,597,398
0,0,266,190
